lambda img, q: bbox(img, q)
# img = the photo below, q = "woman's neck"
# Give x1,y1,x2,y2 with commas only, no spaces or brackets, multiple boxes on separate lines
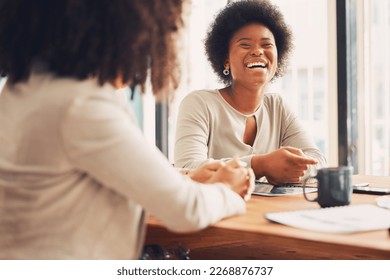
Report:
220,84,264,115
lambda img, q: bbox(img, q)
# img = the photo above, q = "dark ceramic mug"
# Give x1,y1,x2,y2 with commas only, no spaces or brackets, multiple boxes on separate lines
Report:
303,166,353,208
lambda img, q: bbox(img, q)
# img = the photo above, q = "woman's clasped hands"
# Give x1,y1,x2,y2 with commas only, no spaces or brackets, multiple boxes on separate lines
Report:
187,159,255,201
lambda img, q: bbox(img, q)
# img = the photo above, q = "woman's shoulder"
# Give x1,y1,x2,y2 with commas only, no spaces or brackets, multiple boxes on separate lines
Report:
262,93,288,107
61,78,122,109
184,89,219,99
35,75,127,121
262,93,297,120
28,73,116,100
180,89,220,106
263,92,284,103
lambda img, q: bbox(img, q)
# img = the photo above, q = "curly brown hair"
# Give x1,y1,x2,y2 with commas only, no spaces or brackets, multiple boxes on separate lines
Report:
205,0,293,85
0,0,186,95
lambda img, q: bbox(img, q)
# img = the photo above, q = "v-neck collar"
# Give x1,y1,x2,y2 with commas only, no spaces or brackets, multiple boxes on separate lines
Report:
216,89,263,117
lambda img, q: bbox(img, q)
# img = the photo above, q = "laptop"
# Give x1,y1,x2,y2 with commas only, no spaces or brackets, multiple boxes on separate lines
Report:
253,181,317,196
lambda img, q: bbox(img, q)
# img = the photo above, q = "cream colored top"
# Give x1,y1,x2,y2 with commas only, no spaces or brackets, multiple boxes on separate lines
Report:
0,74,245,259
175,89,326,177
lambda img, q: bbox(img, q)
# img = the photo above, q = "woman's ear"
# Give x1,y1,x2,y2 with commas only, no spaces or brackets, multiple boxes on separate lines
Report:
224,59,229,69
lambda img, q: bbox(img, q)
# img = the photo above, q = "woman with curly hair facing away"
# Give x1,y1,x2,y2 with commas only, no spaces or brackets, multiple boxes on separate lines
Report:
175,0,327,185
0,0,255,259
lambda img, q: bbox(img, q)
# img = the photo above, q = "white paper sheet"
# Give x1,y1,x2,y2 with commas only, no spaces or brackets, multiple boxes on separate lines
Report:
265,204,390,233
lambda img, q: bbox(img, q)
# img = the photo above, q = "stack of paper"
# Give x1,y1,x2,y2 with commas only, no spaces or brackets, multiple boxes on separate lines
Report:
265,204,390,233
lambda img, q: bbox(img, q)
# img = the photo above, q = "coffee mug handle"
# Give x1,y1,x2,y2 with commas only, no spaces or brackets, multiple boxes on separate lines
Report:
303,175,317,202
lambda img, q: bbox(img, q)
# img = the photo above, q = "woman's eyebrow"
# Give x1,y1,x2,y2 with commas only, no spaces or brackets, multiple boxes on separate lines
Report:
260,37,274,42
236,37,252,42
236,37,274,42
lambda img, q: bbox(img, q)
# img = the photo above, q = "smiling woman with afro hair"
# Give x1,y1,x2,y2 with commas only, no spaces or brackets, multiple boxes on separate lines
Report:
205,0,293,85
175,0,327,185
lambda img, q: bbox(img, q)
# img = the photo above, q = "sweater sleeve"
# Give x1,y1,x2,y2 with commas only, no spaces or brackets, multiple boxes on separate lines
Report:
61,94,245,233
174,92,212,168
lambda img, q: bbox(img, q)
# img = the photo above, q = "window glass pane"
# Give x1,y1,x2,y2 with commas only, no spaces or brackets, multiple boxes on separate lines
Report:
184,0,227,92
313,67,324,121
297,68,309,121
366,0,390,175
268,0,329,158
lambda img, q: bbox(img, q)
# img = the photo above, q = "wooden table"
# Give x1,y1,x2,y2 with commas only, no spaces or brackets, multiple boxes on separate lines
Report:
145,175,390,259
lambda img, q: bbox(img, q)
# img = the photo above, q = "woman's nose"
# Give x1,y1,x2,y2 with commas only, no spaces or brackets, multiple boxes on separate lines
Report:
251,47,263,56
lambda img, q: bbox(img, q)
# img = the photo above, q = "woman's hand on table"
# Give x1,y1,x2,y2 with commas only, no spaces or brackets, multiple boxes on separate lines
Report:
252,146,318,185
